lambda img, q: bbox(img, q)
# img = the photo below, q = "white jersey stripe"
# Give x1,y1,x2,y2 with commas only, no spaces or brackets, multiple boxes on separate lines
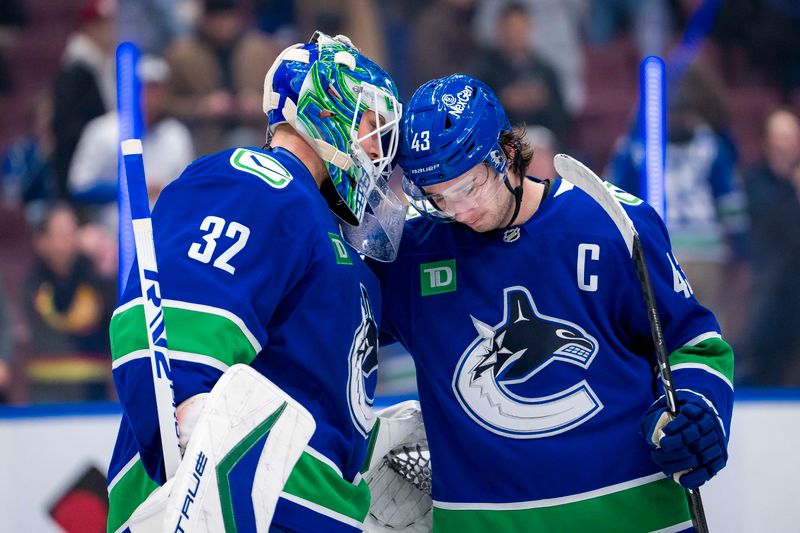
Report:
278,491,365,529
672,362,733,390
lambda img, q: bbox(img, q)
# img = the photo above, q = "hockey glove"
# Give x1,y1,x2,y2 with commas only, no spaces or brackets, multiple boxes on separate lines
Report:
363,400,432,533
641,389,728,489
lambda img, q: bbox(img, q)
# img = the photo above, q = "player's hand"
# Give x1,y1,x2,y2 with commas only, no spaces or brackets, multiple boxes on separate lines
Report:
641,390,728,489
176,392,209,455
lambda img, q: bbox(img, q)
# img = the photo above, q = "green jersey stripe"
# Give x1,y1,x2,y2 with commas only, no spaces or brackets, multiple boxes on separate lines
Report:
668,337,733,384
110,303,259,367
282,450,371,523
107,456,159,533
432,476,690,532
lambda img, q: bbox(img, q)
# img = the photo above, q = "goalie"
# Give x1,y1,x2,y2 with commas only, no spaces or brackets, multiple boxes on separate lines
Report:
106,32,406,532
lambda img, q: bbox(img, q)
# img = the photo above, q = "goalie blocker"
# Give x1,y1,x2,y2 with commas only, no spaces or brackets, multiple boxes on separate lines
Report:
128,364,316,532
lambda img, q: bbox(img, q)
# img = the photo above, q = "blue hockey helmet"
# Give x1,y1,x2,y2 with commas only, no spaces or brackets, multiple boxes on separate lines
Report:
398,74,511,220
263,32,402,227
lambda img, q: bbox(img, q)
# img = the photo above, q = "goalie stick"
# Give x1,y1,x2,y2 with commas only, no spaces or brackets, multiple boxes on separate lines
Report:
121,138,182,479
553,153,709,533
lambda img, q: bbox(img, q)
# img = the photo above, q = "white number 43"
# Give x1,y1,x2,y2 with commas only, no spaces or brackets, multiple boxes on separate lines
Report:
411,130,430,152
666,252,693,298
188,216,250,274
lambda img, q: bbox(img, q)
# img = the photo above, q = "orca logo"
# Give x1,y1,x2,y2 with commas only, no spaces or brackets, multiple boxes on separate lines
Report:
347,284,379,437
453,286,603,438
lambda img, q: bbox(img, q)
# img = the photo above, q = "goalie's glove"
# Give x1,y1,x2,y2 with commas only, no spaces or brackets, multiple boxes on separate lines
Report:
641,389,728,489
363,400,432,533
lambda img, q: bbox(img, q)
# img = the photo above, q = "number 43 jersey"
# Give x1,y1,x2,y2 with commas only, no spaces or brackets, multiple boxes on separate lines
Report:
369,179,734,533
107,147,381,533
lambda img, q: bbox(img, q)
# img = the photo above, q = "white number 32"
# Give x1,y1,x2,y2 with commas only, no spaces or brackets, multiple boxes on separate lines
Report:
188,216,250,274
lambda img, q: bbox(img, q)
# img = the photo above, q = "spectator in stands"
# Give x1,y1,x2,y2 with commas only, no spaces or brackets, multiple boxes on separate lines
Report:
743,108,800,386
473,2,567,138
524,125,559,179
408,0,479,92
749,1,800,100
293,0,388,67
68,55,194,232
609,65,748,337
253,0,296,38
22,203,113,402
51,0,117,199
377,0,430,98
0,0,26,93
586,0,672,59
473,0,587,115
0,282,13,403
118,0,189,54
78,223,117,281
1,93,57,222
164,0,277,154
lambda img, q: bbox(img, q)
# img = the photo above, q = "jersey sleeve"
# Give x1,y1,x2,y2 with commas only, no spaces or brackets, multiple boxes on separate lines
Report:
623,201,734,436
110,167,313,483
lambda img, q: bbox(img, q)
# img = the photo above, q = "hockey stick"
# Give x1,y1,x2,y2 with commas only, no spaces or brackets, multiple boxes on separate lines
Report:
121,139,182,479
553,154,709,533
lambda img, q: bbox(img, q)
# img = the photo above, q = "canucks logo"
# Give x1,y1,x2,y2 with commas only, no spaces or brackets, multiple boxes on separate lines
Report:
453,286,603,439
347,284,379,437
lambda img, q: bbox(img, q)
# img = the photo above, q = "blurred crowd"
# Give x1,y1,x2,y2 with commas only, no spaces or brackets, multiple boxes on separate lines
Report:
0,0,799,403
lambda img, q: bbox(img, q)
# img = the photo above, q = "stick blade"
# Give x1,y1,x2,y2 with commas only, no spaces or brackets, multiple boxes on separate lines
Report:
553,153,636,256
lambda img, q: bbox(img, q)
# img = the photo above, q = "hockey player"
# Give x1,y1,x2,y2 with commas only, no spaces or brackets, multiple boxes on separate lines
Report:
368,74,733,532
106,33,404,532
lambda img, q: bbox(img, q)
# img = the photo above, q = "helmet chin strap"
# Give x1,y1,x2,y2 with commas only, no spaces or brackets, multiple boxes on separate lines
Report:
501,174,525,229
501,174,551,229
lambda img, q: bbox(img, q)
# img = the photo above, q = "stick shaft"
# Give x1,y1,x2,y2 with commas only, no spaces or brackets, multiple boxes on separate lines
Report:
633,237,708,533
554,154,709,532
122,139,182,478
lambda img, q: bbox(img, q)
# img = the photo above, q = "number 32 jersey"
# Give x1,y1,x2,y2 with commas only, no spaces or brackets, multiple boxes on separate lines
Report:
107,147,380,533
369,179,734,533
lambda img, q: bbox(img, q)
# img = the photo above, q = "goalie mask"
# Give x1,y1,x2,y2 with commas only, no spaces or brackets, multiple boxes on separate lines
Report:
264,32,407,261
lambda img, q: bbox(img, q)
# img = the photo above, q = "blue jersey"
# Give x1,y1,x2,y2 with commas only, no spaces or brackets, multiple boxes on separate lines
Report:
369,179,734,532
610,125,748,262
107,147,380,533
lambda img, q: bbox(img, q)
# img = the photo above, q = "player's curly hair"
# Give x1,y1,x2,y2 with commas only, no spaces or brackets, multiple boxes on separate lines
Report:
500,125,533,179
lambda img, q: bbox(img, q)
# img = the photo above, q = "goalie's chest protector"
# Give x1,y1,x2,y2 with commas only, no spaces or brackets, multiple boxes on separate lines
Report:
371,179,718,506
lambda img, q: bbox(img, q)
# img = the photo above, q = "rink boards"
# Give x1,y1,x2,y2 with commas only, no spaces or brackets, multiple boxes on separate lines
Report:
0,392,796,532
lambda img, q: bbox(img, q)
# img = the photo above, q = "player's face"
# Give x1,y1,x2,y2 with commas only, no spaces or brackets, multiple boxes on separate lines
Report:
357,110,382,161
423,163,513,232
